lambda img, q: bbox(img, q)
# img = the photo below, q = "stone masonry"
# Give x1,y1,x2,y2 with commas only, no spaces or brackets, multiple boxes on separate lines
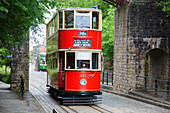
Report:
113,0,170,93
11,37,29,92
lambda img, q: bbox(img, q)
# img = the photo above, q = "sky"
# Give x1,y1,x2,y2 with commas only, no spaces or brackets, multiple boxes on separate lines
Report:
29,7,56,50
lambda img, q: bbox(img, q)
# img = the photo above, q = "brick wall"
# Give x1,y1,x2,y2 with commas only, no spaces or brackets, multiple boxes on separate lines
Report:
113,0,170,93
11,37,29,91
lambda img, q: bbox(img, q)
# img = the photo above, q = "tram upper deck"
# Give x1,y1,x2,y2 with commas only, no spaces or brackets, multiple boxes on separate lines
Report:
46,8,102,53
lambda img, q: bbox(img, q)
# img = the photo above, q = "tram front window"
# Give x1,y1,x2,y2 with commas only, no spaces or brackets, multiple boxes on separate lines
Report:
77,60,90,69
77,52,90,69
76,16,90,28
76,11,90,29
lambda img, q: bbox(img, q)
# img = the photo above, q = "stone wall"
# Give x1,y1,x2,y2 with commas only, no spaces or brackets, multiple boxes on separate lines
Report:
11,37,29,91
113,0,170,93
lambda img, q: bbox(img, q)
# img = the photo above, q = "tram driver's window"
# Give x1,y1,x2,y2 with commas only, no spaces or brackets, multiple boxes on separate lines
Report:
65,11,74,28
92,53,99,69
77,52,90,69
66,52,75,69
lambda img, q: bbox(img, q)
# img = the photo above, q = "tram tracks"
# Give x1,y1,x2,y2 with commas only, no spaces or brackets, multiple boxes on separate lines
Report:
30,83,114,113
30,72,113,113
89,105,113,113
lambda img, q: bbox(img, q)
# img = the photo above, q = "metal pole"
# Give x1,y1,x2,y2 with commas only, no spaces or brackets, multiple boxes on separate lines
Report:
111,72,113,86
107,72,108,85
155,77,157,96
20,75,24,99
53,109,59,113
167,79,169,99
144,76,147,91
102,71,104,84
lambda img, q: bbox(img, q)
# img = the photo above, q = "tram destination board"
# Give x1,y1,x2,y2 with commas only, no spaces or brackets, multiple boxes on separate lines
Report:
73,39,91,47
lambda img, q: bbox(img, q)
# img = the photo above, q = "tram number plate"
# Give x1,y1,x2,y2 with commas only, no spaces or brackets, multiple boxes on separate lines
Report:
78,31,87,36
74,39,91,47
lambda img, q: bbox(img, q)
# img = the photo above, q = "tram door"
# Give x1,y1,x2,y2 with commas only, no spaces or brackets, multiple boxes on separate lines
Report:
58,52,65,89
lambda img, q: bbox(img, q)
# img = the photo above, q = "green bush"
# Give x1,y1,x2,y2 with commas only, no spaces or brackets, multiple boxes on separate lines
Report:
0,66,11,84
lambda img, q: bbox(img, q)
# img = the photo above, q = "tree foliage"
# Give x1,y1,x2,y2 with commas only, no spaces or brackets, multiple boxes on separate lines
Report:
0,0,56,49
157,0,170,17
0,48,11,73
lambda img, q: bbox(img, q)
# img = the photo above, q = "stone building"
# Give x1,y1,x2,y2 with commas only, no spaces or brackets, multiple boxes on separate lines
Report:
113,0,170,93
11,37,29,91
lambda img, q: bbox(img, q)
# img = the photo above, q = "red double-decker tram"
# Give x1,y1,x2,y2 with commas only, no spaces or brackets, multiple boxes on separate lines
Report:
46,8,102,105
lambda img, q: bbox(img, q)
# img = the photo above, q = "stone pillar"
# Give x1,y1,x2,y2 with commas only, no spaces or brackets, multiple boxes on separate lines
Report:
11,36,29,91
113,0,170,93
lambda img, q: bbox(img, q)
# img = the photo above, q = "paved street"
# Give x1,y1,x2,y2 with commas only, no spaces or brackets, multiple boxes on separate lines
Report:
29,64,170,113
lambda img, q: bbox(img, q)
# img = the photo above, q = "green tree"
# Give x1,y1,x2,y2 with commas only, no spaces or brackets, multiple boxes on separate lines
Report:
0,0,56,49
0,48,11,73
102,6,114,65
157,0,170,17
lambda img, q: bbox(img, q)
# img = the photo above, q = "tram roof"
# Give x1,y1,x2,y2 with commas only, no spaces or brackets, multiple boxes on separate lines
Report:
58,8,102,12
46,8,102,25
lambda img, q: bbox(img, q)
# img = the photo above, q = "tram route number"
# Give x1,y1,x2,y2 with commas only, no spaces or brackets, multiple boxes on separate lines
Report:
74,39,91,47
78,31,87,36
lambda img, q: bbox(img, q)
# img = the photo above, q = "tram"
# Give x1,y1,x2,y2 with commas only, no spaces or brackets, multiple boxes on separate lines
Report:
46,8,102,105
39,52,47,71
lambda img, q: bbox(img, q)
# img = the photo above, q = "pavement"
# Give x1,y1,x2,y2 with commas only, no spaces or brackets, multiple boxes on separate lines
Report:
0,81,170,113
101,84,170,109
0,81,46,113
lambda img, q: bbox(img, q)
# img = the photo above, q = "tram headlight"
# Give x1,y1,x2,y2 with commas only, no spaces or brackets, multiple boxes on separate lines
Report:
80,79,87,86
68,47,71,50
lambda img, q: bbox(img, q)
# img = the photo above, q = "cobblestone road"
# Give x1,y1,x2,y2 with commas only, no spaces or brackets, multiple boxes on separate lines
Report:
29,64,170,113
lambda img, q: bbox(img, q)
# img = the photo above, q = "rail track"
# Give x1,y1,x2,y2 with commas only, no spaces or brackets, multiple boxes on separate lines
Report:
30,76,113,113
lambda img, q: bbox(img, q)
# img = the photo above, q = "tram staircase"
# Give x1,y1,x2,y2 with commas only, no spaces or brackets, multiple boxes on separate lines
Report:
58,63,102,105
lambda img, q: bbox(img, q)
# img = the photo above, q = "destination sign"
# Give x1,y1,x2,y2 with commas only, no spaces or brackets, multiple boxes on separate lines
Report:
73,39,91,47
78,31,87,36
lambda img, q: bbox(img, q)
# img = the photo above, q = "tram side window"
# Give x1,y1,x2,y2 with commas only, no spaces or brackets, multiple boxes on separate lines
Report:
66,52,75,69
92,12,99,29
56,57,58,69
92,53,99,69
59,12,63,28
77,52,90,69
55,16,58,31
53,58,55,69
48,24,50,37
65,11,74,28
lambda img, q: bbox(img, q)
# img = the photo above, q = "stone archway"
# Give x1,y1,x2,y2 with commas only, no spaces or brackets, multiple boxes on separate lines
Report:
145,48,168,89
